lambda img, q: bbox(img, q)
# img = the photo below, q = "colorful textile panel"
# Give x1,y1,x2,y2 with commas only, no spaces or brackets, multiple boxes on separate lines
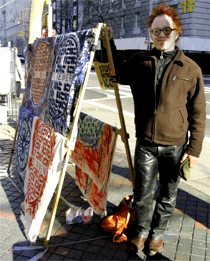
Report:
16,106,36,188
44,29,96,136
72,112,117,192
24,37,56,119
75,167,108,216
71,112,117,215
24,117,66,243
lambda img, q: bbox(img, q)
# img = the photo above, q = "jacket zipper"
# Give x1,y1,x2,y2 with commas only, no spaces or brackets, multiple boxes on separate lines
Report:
153,52,164,114
173,76,191,82
152,55,178,142
152,57,157,142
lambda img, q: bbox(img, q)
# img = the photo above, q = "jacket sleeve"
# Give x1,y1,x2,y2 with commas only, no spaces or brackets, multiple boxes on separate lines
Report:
185,67,206,157
109,39,132,85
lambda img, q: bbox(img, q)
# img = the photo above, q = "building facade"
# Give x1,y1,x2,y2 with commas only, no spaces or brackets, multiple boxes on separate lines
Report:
81,0,210,73
80,0,210,52
0,0,209,63
0,0,30,54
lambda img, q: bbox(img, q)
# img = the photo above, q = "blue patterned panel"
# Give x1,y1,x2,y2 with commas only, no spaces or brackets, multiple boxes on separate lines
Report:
77,112,105,149
16,106,36,188
24,37,56,119
44,29,96,136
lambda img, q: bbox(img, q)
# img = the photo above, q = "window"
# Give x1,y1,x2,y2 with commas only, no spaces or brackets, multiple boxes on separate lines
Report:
121,15,126,29
99,0,102,12
135,0,141,7
109,18,113,27
89,4,93,17
171,4,178,11
135,12,140,29
53,14,56,22
73,5,77,16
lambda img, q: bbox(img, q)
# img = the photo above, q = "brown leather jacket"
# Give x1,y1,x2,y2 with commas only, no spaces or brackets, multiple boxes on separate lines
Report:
111,41,206,157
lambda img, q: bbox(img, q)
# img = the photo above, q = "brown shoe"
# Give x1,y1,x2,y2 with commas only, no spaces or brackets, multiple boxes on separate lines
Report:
129,236,147,253
148,238,163,256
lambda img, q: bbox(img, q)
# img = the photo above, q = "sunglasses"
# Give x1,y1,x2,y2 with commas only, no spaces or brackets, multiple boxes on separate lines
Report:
151,27,175,36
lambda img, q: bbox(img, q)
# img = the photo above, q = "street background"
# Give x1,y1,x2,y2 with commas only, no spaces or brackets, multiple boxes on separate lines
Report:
0,69,209,260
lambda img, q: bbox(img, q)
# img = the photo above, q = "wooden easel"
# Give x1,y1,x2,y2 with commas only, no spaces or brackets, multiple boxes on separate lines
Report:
7,22,134,250
101,24,134,186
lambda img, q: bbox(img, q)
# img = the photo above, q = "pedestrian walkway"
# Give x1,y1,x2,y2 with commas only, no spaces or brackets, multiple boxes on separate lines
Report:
0,123,209,261
203,75,210,87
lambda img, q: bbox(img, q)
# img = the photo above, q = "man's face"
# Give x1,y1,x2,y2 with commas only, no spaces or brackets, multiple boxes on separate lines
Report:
150,14,178,52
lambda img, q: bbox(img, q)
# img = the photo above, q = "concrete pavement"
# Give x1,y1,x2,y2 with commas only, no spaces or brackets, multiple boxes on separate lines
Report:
0,118,210,260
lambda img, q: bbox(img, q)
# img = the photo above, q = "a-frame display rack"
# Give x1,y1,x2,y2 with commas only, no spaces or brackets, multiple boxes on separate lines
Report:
7,23,134,251
43,23,134,249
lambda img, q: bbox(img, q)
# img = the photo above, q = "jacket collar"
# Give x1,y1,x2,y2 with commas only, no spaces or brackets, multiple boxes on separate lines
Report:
146,46,185,67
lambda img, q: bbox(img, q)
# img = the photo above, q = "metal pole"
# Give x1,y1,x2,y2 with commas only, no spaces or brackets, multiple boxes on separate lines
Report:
48,0,53,36
148,0,153,50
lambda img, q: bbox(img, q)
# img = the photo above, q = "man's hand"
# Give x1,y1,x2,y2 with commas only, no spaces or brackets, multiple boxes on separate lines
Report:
180,153,198,168
101,27,113,48
108,27,113,40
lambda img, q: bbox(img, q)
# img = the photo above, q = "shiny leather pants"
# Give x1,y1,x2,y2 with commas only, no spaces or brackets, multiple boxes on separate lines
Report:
133,140,184,240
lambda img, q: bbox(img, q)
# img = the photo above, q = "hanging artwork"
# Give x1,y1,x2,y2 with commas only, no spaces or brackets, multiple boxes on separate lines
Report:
44,29,96,136
16,106,36,188
75,167,108,215
71,112,117,215
72,112,117,191
24,117,66,243
24,37,56,119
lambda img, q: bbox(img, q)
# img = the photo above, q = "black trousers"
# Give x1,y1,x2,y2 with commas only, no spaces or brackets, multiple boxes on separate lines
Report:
133,140,184,240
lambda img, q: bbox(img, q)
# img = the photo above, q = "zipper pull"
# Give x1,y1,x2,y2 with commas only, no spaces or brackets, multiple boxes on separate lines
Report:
160,51,163,59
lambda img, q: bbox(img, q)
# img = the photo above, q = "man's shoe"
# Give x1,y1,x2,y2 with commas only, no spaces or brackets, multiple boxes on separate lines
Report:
129,236,147,253
148,238,163,256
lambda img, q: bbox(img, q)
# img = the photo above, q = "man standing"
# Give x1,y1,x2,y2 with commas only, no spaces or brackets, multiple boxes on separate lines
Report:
108,4,206,256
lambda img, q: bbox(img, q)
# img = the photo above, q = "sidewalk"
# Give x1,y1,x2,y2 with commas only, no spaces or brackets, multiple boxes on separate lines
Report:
0,123,209,261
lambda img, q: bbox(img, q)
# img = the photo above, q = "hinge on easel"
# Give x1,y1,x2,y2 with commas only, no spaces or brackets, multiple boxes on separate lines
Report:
115,128,130,139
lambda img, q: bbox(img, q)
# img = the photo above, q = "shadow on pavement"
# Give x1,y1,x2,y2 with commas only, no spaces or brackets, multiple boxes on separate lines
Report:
111,164,209,231
0,139,208,260
6,176,209,260
0,138,27,242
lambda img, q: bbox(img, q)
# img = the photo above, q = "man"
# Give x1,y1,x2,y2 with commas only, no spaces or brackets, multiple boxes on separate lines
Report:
107,4,206,256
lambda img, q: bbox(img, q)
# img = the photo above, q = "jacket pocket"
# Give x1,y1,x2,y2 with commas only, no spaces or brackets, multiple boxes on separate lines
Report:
170,108,186,134
173,76,191,82
178,109,184,123
155,107,188,142
172,107,188,133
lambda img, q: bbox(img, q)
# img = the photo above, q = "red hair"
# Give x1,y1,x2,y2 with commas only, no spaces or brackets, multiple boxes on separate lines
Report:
147,3,183,38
